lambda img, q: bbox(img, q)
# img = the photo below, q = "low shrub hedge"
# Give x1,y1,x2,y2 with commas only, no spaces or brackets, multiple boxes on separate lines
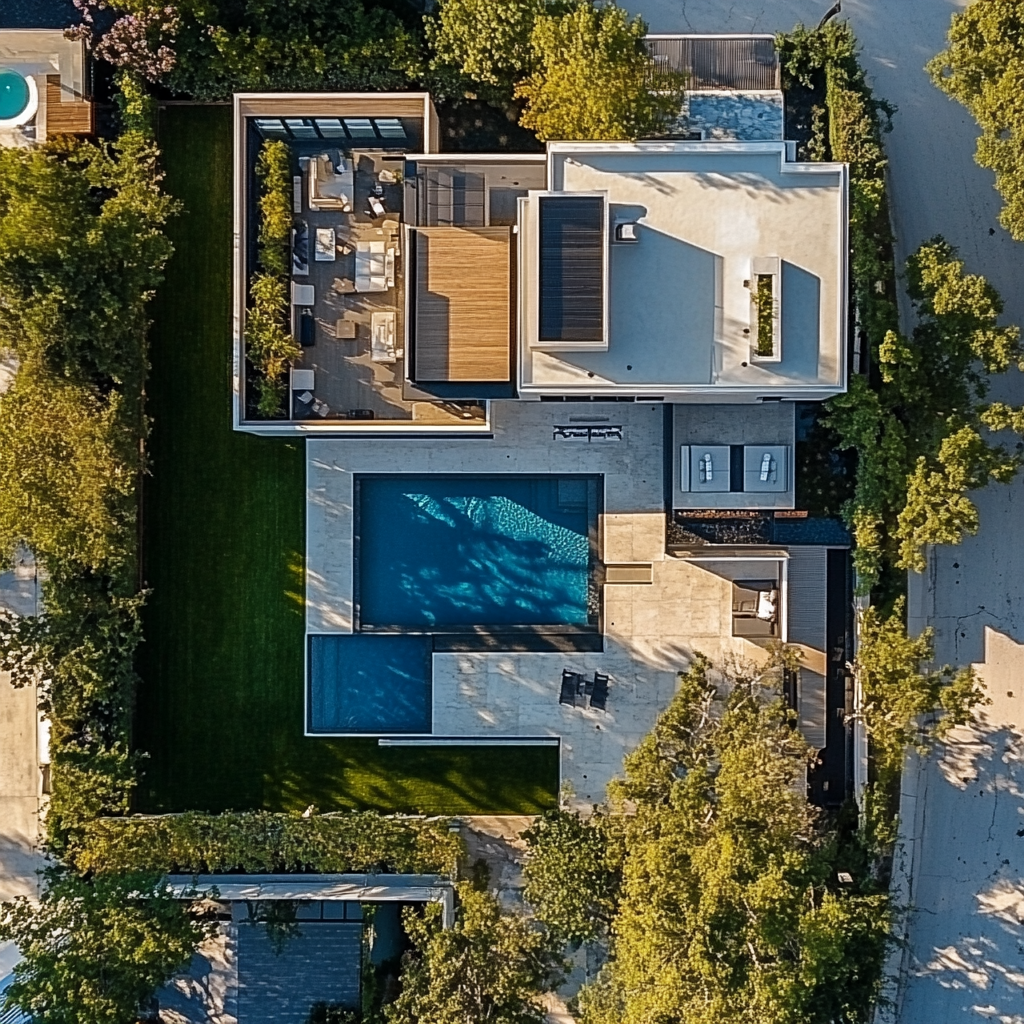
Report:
71,810,463,877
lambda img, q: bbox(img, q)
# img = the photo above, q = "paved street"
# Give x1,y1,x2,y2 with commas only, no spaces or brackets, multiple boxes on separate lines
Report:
632,1,1024,1021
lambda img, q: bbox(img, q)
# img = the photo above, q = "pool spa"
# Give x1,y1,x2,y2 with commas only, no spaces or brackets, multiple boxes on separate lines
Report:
0,69,38,128
355,474,601,631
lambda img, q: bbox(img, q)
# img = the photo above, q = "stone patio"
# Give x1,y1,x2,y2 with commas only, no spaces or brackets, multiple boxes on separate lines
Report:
306,402,781,805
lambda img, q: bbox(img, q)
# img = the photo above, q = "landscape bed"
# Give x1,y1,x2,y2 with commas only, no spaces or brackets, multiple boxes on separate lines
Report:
133,105,558,815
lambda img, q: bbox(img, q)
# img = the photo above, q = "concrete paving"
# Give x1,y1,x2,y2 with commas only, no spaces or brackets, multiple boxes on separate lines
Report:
626,1,1024,1020
0,548,43,906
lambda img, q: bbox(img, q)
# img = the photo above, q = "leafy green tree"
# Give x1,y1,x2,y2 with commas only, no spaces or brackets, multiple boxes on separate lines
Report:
0,137,175,389
521,809,621,944
428,0,547,92
826,237,1022,587
928,0,1024,239
386,882,563,1024
516,1,680,141
0,366,136,574
166,0,422,100
576,654,891,1024
856,596,987,775
0,869,208,1024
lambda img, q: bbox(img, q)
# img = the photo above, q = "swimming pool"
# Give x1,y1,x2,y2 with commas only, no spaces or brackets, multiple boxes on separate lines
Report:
309,634,431,734
356,474,600,630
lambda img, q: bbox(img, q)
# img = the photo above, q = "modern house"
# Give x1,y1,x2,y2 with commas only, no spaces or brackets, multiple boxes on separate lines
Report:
232,35,854,810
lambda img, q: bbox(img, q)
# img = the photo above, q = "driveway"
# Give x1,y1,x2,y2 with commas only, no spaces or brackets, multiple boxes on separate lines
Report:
630,1,1024,1021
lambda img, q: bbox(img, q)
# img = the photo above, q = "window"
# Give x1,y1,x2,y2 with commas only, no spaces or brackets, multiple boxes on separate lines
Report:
344,118,377,138
254,117,288,138
315,118,346,138
375,117,406,140
284,118,318,139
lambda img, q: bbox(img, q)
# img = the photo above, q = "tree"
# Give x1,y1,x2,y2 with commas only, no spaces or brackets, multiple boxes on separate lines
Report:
521,810,621,944
928,0,1024,239
428,0,547,92
516,1,680,141
0,366,137,574
0,869,208,1024
826,237,1022,587
576,654,891,1024
855,596,987,775
0,137,175,389
386,882,563,1024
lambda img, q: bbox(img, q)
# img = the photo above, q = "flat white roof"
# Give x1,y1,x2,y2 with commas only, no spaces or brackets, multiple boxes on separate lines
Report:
518,142,848,400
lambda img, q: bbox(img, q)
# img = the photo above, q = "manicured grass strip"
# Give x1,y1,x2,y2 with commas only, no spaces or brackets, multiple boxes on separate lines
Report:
134,106,558,815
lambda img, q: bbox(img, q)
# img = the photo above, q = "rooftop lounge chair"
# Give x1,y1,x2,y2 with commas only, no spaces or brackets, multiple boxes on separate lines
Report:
590,673,609,711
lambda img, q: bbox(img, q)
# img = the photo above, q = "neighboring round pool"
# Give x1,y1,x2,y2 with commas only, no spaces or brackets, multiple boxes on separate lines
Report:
0,69,37,128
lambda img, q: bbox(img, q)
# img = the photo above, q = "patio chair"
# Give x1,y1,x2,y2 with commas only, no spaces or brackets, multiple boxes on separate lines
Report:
590,673,609,711
559,669,579,708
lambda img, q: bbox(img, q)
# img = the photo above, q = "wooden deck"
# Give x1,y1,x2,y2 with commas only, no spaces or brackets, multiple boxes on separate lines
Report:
45,76,94,136
413,226,512,383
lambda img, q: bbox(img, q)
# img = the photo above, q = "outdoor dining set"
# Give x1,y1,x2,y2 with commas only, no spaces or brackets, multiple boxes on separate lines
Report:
559,668,610,711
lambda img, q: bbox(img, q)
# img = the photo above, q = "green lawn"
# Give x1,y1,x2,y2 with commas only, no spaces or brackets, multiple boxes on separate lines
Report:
133,106,558,815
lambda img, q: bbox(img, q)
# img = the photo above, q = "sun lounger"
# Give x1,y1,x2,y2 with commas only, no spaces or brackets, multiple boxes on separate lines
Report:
559,669,581,707
590,673,609,711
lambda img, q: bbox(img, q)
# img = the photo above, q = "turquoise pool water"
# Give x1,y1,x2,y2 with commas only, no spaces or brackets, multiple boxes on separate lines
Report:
0,70,30,121
309,634,430,733
357,474,598,629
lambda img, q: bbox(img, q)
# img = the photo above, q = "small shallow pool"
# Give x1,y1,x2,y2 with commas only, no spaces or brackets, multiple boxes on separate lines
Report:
309,634,431,734
0,69,33,125
356,474,599,630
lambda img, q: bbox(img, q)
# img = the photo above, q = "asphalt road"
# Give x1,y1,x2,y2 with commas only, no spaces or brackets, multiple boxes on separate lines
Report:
633,1,1024,1021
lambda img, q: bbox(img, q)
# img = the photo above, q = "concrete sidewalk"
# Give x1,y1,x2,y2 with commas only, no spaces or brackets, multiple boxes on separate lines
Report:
0,550,43,904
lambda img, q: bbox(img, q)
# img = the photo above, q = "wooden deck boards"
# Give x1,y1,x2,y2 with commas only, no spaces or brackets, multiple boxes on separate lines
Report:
414,226,511,382
45,76,94,136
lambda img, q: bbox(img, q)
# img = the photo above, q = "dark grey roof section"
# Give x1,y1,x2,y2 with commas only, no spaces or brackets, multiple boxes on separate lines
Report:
237,921,361,1022
646,35,781,91
539,195,604,343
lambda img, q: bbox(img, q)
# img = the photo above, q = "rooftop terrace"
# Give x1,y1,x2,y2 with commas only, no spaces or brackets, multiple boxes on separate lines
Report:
518,142,848,401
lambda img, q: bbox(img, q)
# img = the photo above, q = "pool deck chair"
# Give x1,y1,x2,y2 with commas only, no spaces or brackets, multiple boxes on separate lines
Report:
560,669,581,707
590,673,609,711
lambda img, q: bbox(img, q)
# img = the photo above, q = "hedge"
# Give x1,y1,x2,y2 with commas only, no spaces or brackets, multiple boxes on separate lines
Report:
70,810,463,877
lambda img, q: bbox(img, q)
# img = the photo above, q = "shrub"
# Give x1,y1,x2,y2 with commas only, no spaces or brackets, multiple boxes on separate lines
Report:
69,810,464,876
244,271,301,418
256,139,292,277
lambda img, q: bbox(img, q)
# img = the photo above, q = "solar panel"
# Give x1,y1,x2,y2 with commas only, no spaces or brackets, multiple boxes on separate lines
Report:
315,118,346,138
343,118,377,138
374,117,406,139
538,196,605,342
